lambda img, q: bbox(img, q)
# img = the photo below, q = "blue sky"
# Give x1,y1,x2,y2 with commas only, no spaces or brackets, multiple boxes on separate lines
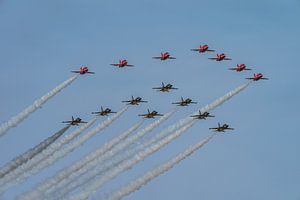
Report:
0,0,299,199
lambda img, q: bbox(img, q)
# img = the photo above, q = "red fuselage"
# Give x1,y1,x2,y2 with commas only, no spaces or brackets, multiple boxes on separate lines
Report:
252,73,264,81
118,60,128,67
160,52,171,60
199,45,209,53
236,64,246,72
79,67,89,74
216,54,226,61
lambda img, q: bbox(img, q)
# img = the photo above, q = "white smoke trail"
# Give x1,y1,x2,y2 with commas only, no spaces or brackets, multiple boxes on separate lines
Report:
68,82,250,200
43,109,177,200
105,133,217,200
1,107,127,195
21,120,144,200
68,121,196,200
0,117,98,194
0,75,78,137
0,126,70,179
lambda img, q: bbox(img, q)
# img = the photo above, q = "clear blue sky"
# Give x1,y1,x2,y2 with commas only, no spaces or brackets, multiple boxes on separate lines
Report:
0,0,299,199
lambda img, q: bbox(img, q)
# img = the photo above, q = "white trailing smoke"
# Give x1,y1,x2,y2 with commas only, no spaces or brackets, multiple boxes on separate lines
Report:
0,126,70,179
105,133,217,200
0,75,78,137
21,120,143,200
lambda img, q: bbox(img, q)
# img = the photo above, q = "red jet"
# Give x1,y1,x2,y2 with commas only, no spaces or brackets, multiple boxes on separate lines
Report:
246,73,269,81
208,53,232,61
191,45,215,53
152,52,176,60
110,60,134,68
71,67,95,75
229,64,252,72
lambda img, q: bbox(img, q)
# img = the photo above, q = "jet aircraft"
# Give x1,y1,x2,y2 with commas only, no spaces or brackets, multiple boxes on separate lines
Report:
190,111,214,120
110,59,134,68
209,123,234,132
152,52,176,60
172,97,197,106
246,73,269,81
71,67,95,74
91,106,117,116
208,53,232,61
229,64,252,72
62,116,87,126
122,96,148,105
152,82,178,92
138,109,163,118
191,45,215,53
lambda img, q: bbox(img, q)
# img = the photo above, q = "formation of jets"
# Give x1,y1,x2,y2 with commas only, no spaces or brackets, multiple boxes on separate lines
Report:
67,43,269,132
62,116,87,126
71,44,268,81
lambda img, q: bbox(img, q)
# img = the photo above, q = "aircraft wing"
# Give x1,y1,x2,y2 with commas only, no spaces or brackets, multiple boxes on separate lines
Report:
169,57,176,59
209,127,218,130
80,121,88,124
126,65,134,67
245,78,254,80
228,68,237,70
110,64,119,66
71,71,80,73
261,78,269,80
87,72,95,74
244,68,252,70
152,57,161,59
224,58,232,60
206,49,215,52
190,49,199,51
152,87,163,90
208,58,217,60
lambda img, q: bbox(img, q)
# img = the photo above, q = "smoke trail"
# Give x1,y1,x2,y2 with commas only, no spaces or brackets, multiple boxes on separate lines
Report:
0,75,78,137
150,82,250,144
68,122,196,200
0,106,128,195
0,126,70,179
105,133,217,200
21,120,144,200
41,109,177,200
68,82,250,200
0,117,98,194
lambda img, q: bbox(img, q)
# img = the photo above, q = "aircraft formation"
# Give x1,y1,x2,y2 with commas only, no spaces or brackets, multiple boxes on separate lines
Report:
69,44,269,132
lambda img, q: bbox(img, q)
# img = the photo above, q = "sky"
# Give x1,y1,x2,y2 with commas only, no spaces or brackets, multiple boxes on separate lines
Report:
0,0,300,199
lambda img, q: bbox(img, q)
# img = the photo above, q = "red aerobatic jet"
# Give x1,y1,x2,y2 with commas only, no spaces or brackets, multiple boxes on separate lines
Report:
229,64,252,72
152,52,176,60
71,67,95,74
191,45,215,53
246,73,269,81
110,60,134,68
208,53,232,61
